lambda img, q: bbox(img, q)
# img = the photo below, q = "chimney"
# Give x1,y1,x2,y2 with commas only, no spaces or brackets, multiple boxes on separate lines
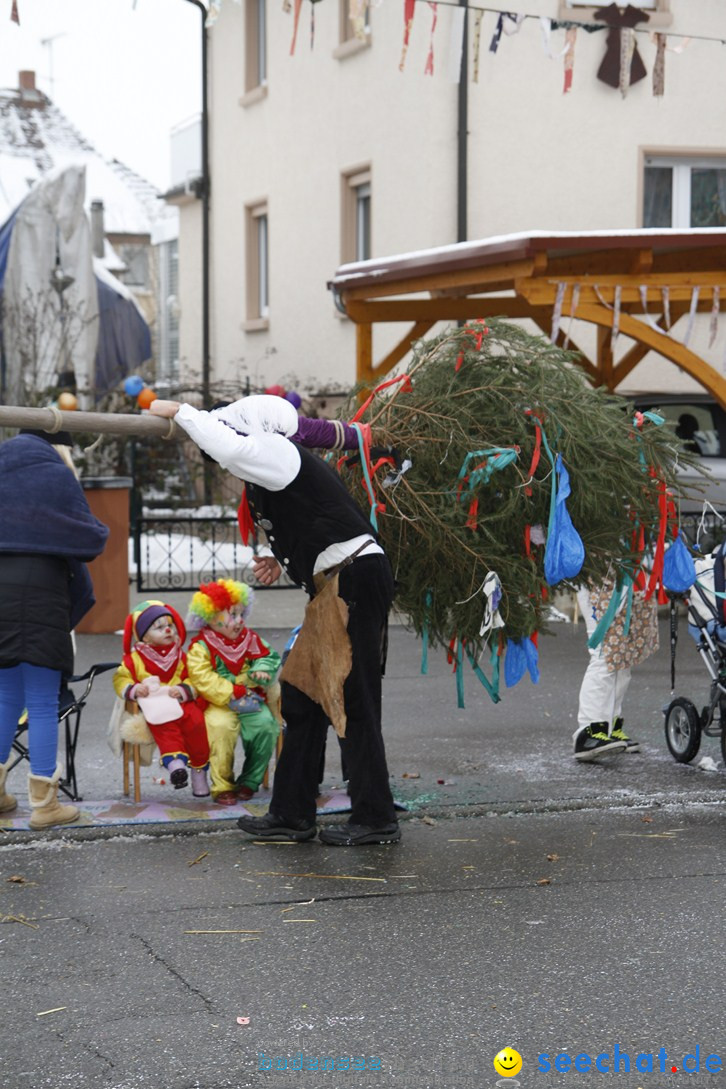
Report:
18,70,36,92
90,200,105,259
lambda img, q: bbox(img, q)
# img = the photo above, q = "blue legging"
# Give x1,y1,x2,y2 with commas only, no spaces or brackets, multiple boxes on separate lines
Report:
0,663,61,777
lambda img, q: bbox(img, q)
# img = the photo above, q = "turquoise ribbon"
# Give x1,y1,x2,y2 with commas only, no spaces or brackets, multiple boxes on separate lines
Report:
465,644,501,704
457,447,519,498
421,590,432,675
351,422,379,531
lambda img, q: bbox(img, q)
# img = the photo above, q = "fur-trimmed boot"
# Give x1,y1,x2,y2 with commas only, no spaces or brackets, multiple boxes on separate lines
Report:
0,759,17,813
28,767,79,830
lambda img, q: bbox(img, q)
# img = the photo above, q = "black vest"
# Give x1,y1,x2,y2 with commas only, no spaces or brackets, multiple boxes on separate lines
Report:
246,448,375,594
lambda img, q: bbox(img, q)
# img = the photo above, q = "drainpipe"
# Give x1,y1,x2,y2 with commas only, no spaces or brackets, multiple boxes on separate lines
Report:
457,0,468,243
182,0,211,409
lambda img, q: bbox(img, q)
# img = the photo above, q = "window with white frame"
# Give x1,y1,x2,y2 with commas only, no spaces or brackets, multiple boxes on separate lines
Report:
643,155,726,229
246,201,269,326
245,0,267,93
341,168,371,264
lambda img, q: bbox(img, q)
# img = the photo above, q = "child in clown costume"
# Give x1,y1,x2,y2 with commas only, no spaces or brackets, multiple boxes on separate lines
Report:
186,580,281,806
113,601,210,794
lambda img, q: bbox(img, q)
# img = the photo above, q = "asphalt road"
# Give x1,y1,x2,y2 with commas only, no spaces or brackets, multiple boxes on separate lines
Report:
2,807,725,1089
2,607,726,1088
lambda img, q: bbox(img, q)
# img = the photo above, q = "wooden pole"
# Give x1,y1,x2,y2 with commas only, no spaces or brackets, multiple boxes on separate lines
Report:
0,405,178,439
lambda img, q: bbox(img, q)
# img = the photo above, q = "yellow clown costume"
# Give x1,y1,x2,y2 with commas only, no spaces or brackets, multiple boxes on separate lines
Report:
185,580,281,802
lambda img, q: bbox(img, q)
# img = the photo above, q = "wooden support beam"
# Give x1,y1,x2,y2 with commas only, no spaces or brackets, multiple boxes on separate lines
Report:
576,304,726,409
344,297,536,324
518,278,726,308
367,322,434,382
340,259,537,303
597,326,614,388
356,323,373,387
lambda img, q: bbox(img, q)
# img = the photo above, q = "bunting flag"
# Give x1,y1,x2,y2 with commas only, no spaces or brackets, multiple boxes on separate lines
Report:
472,10,483,82
710,286,720,349
619,27,637,97
399,0,416,70
489,11,524,54
563,283,580,348
10,0,19,23
652,31,666,96
550,282,566,343
683,286,700,348
661,286,671,329
290,0,303,54
424,2,438,75
447,6,466,83
612,284,622,348
563,26,578,92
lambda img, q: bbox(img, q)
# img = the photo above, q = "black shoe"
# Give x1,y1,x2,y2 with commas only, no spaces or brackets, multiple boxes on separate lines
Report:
574,723,627,762
170,767,189,789
319,821,401,846
236,811,316,841
611,717,641,753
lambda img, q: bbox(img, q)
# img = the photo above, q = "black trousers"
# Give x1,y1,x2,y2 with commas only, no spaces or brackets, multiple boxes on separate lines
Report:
272,553,396,827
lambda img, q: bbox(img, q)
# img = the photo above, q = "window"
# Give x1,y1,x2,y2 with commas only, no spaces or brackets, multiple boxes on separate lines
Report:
341,168,371,264
558,1,671,27
337,0,370,49
643,155,726,229
157,239,180,386
243,0,267,98
118,243,149,288
246,201,269,328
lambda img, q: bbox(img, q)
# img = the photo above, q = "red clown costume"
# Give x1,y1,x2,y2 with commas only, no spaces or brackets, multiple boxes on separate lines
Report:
113,600,210,792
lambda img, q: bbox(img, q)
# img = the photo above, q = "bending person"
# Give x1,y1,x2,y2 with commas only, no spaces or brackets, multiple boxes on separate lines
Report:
150,395,399,847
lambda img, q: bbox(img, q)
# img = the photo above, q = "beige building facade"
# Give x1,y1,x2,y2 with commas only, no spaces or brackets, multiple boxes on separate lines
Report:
173,0,726,399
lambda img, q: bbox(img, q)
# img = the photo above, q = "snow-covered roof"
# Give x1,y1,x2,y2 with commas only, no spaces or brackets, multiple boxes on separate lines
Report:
0,83,170,236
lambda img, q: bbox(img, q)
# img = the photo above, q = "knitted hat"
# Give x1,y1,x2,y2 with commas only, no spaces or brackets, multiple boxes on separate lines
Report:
187,579,254,630
123,600,186,652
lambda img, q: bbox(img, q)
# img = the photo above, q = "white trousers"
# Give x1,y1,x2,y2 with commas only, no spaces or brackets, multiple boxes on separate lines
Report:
575,586,631,740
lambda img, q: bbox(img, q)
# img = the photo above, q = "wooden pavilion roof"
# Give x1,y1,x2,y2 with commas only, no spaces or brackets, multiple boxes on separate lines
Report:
328,229,726,407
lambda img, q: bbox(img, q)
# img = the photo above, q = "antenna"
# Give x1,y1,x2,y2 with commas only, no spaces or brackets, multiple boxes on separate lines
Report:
39,31,66,99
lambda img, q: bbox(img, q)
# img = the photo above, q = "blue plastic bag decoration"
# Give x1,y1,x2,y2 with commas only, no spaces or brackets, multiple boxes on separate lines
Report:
544,455,585,586
504,637,540,688
663,532,696,594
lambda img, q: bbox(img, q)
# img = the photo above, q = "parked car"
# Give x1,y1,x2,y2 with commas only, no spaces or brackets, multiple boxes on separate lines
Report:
629,392,726,550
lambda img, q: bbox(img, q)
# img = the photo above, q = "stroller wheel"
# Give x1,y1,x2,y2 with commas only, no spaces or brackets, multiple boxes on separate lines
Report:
664,698,701,763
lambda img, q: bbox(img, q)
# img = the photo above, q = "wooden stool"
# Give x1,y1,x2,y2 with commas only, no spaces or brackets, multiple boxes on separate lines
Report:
121,699,149,803
122,739,143,803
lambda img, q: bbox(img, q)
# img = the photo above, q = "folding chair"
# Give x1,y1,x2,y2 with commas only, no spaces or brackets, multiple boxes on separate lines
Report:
10,662,117,801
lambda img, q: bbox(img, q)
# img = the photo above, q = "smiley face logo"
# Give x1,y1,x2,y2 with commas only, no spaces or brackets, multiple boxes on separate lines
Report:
493,1047,523,1078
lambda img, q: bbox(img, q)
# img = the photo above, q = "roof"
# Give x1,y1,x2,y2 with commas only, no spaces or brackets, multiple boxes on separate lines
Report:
328,228,726,409
329,228,726,294
0,83,171,237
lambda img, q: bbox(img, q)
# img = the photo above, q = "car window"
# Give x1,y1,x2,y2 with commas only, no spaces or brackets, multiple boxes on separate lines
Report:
634,401,725,458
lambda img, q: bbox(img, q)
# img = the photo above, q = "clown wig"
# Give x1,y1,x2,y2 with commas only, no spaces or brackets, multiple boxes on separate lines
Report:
187,578,254,630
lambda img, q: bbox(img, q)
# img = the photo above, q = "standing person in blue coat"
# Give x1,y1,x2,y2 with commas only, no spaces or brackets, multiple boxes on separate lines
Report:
150,395,399,846
0,430,108,828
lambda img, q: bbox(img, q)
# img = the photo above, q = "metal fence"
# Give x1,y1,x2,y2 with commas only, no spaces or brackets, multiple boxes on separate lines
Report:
132,514,298,593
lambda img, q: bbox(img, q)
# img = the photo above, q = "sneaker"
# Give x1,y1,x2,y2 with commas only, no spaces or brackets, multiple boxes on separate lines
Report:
574,723,627,762
611,717,641,753
237,811,317,841
318,821,401,846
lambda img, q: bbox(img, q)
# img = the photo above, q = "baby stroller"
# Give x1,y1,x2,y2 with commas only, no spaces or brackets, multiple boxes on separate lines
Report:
664,541,726,765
